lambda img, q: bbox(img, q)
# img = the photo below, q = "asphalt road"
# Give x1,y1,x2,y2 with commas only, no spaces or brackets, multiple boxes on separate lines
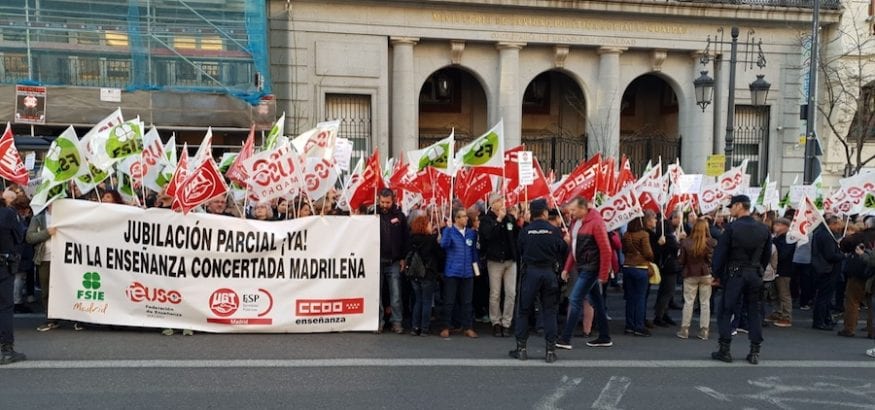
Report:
3,303,875,409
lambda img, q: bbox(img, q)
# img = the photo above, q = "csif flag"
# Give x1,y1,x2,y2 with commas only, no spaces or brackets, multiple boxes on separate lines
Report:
407,131,455,175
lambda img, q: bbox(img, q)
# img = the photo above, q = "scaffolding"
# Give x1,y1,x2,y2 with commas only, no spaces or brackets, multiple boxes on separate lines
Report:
0,0,270,105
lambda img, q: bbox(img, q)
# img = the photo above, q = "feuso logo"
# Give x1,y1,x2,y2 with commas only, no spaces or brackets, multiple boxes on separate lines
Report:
77,271,105,301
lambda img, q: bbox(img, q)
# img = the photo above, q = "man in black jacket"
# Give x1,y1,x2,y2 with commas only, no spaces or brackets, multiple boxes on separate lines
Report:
0,197,25,365
810,215,844,331
378,188,409,334
480,194,519,337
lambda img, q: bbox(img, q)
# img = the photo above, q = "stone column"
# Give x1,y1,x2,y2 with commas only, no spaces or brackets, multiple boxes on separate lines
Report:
592,47,626,158
682,52,715,173
496,42,525,147
390,37,419,157
712,55,730,155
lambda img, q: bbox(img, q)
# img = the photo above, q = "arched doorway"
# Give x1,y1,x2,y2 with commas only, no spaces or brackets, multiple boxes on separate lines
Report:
418,67,488,148
521,71,587,175
619,74,680,175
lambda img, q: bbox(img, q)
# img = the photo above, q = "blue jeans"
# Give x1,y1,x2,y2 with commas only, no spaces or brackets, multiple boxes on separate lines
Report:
442,276,474,330
562,270,610,342
622,267,649,332
380,260,403,326
411,278,436,331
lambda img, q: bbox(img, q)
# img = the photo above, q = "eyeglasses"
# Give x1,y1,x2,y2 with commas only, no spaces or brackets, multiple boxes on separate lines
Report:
456,214,468,219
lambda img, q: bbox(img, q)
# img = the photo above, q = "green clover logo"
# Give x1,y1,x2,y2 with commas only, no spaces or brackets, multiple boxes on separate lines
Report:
82,272,101,290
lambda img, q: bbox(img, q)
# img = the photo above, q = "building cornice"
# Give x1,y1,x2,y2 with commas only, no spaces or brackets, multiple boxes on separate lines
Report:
324,0,842,26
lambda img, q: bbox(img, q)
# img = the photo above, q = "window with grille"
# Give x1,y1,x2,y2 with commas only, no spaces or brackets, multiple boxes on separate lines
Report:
324,94,372,172
732,105,770,184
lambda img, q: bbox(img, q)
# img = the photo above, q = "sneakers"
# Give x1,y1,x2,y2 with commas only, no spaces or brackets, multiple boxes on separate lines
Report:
676,327,689,339
36,321,59,332
867,348,875,358
182,329,194,336
586,337,613,347
737,328,749,334
697,328,709,340
161,328,175,336
634,329,652,337
800,305,811,311
463,329,479,338
73,322,85,331
773,319,792,328
555,339,573,350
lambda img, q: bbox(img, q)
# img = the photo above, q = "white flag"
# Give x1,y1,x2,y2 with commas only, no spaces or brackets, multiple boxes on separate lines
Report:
456,120,504,168
407,131,455,175
786,196,825,245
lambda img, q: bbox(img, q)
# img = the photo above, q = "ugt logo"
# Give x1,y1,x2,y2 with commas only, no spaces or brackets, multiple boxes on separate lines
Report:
77,271,105,301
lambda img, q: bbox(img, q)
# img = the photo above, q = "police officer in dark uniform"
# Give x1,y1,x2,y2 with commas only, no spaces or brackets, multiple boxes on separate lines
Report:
711,195,772,365
509,199,567,363
0,196,25,365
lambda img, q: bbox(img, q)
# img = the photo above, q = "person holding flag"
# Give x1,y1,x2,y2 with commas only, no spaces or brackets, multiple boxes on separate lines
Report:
711,195,772,365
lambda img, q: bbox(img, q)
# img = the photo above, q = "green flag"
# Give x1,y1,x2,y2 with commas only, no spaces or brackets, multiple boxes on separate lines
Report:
263,112,286,151
456,120,505,168
407,131,455,175
43,126,90,183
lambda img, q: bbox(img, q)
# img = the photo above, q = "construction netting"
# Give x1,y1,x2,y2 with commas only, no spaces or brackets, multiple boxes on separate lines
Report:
0,0,270,105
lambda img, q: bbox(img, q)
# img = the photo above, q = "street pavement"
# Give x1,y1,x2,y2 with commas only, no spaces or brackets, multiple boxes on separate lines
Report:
3,298,875,409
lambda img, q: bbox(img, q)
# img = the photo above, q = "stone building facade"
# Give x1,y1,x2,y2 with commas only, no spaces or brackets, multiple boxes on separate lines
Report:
271,0,843,188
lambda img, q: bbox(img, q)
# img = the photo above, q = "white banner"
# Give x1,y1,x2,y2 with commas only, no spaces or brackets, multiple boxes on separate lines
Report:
48,199,380,333
598,187,643,232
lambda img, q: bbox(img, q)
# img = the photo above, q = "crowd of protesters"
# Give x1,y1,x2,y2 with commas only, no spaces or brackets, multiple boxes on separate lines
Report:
2,181,875,365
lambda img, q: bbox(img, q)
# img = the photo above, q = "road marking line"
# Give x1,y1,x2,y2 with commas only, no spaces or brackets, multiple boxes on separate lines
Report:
592,376,631,410
535,375,582,410
3,359,875,370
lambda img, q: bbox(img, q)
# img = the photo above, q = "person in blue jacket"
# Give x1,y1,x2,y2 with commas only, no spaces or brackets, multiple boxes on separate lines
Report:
439,207,480,339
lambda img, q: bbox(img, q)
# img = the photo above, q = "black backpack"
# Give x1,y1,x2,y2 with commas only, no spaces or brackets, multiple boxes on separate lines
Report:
405,246,428,280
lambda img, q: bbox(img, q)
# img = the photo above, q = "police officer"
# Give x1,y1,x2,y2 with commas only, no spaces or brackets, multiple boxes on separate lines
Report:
0,195,24,365
510,199,567,363
711,195,772,365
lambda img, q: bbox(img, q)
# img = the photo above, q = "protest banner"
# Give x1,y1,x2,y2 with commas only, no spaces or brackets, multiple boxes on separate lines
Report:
48,199,380,333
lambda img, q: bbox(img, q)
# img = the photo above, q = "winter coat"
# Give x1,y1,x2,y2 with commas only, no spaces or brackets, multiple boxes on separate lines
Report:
440,226,479,278
563,209,612,282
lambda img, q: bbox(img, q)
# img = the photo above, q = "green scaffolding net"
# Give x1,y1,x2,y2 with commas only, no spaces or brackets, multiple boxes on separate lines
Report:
0,0,271,105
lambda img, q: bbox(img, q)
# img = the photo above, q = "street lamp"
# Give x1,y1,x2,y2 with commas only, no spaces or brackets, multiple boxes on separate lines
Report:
693,71,715,112
694,26,771,170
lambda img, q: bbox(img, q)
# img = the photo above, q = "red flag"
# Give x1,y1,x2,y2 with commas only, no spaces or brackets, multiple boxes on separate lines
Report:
553,153,601,205
598,156,616,196
638,191,661,214
163,145,189,199
459,168,493,208
614,155,635,195
0,123,29,186
478,145,524,178
225,125,255,186
172,156,229,214
507,158,550,207
349,150,385,211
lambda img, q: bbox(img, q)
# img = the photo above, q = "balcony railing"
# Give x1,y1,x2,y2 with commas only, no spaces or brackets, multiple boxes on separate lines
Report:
671,0,841,9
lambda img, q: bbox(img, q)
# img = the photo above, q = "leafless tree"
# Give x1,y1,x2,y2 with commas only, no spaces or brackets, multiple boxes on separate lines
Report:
816,4,875,176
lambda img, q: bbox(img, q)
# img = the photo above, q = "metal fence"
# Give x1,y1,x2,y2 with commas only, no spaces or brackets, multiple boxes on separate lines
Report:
620,135,682,176
732,105,770,184
521,133,588,175
325,94,372,172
